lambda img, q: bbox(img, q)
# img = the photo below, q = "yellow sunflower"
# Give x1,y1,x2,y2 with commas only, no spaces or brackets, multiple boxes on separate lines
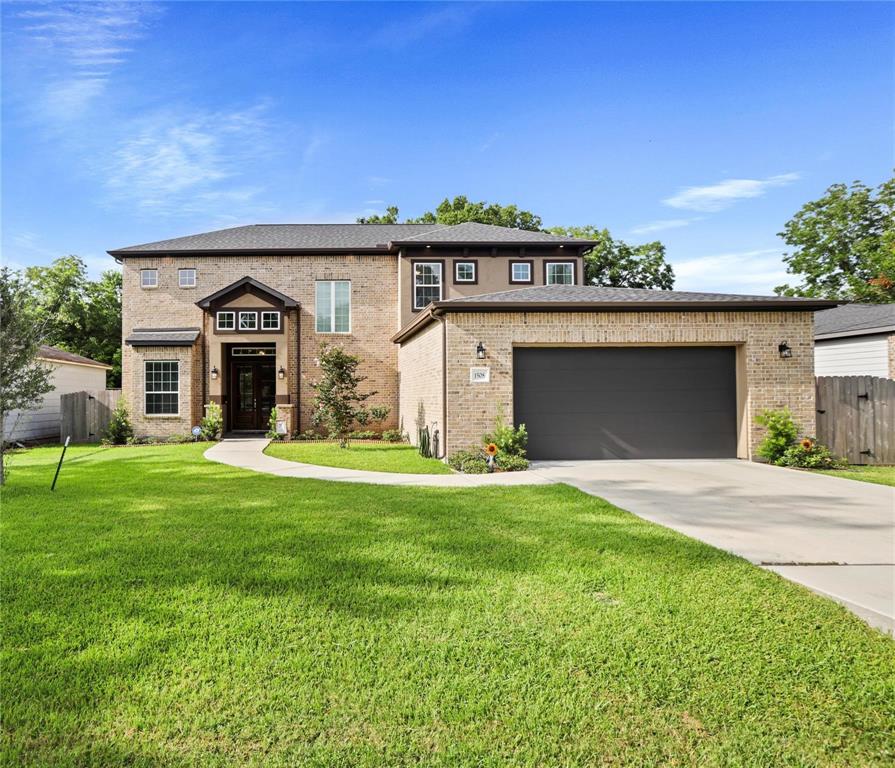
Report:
800,438,813,450
485,443,498,457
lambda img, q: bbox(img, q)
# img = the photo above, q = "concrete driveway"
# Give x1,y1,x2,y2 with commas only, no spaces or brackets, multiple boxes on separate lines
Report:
532,460,895,634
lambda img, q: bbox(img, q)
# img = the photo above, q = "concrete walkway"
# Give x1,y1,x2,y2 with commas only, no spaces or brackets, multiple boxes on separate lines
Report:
205,440,894,633
533,459,895,634
204,438,551,487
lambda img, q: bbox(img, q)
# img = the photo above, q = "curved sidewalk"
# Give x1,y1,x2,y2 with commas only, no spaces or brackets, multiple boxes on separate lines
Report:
204,438,552,487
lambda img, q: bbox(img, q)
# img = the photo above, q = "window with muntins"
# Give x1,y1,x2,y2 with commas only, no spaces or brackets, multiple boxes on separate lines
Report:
216,311,235,330
414,262,442,309
454,261,476,283
141,269,158,288
239,311,258,330
261,311,280,330
546,262,574,285
316,281,351,333
178,268,197,288
511,262,531,283
145,361,179,415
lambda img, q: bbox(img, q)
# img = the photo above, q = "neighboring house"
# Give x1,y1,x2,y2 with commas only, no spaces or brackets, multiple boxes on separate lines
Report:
2,346,112,443
109,222,834,460
814,303,895,378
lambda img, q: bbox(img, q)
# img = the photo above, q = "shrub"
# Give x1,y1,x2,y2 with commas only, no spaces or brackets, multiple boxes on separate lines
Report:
382,429,405,443
755,408,799,464
125,435,151,446
105,400,134,445
165,434,194,444
483,408,528,457
778,438,846,469
311,344,376,448
295,429,321,441
460,457,490,474
497,454,530,472
349,430,378,440
448,449,484,472
266,408,285,440
200,402,223,441
370,406,391,423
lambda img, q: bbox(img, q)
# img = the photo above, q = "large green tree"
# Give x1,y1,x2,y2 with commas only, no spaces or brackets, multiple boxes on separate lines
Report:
25,257,122,386
358,196,543,230
549,226,675,289
775,176,895,302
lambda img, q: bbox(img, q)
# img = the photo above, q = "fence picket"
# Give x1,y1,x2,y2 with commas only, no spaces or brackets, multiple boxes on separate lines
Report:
816,376,894,465
59,390,121,443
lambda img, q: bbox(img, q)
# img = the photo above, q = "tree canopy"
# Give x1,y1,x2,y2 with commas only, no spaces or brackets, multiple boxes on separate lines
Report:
358,196,543,231
775,176,895,303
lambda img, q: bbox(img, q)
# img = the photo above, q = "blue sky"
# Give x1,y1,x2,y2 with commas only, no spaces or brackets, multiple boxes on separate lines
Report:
2,1,892,293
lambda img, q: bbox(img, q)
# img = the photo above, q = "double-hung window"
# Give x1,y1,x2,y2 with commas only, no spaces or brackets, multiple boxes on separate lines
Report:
141,269,158,288
316,280,351,333
239,311,258,331
413,262,442,309
546,262,575,285
178,268,197,288
145,361,179,415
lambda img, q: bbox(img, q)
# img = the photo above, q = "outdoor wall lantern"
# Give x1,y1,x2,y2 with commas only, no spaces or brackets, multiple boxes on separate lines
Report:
476,341,486,360
210,365,219,380
278,366,286,380
778,341,793,359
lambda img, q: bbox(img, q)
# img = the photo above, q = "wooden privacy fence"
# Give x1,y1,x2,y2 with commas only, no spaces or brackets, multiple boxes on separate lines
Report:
815,376,894,465
60,390,121,443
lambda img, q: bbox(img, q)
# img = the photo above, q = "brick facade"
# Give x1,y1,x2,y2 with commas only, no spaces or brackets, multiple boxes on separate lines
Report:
437,310,816,459
397,318,444,447
126,343,203,438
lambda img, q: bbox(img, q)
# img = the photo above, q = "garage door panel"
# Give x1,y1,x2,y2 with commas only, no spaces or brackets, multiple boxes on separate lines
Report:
514,347,737,459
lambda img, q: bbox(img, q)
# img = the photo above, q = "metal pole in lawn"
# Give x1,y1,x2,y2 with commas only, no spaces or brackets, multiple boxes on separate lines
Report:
51,435,71,491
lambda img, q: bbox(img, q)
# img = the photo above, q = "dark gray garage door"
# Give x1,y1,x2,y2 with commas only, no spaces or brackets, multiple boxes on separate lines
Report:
514,347,737,460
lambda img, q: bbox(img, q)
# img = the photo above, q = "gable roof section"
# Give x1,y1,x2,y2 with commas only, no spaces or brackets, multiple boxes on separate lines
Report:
37,345,112,369
108,223,595,255
125,329,201,347
392,285,839,343
814,303,895,340
195,276,299,309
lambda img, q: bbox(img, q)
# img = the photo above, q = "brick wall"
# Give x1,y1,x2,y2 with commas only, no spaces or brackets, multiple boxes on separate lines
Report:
440,310,816,459
397,318,444,446
125,344,201,438
122,255,399,437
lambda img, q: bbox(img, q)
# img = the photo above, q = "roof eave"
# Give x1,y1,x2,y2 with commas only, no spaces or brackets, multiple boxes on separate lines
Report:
429,299,841,312
815,325,895,340
387,239,598,248
108,246,394,257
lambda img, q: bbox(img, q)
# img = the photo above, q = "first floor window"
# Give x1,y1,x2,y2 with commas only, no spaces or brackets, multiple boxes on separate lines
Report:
141,269,158,288
316,280,351,333
216,311,235,330
145,361,179,415
454,261,476,283
239,311,258,330
414,262,442,309
546,262,574,285
510,262,532,283
261,311,280,330
178,268,197,288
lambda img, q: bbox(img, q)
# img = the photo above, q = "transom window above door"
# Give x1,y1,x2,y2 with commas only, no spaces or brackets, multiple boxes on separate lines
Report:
413,262,443,310
546,262,575,285
316,280,351,333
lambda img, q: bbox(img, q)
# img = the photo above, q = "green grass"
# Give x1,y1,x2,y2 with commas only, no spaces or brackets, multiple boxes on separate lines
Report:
2,445,893,767
265,440,453,474
814,465,895,487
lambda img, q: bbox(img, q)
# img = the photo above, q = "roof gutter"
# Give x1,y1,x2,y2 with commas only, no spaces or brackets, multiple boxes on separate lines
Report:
815,325,895,341
429,299,841,312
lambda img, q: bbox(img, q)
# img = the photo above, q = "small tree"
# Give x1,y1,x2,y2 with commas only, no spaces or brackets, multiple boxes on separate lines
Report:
104,400,134,444
310,344,376,448
0,268,54,484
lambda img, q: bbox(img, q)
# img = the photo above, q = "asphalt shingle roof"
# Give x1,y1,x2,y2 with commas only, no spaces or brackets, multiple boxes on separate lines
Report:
125,328,201,347
109,223,594,254
37,345,111,368
814,303,895,339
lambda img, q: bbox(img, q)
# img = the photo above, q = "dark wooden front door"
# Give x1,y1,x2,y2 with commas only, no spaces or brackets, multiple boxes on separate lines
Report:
230,361,276,431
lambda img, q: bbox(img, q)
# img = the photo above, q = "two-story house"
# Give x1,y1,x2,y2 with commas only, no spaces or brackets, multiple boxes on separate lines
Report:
110,222,834,460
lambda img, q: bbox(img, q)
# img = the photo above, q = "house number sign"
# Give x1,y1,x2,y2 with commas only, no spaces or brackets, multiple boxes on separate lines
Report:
469,367,490,383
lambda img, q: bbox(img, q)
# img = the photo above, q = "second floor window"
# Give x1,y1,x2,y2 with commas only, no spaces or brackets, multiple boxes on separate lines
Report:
141,269,158,288
413,262,442,309
239,311,257,330
510,262,532,284
546,262,574,285
261,311,280,330
216,311,235,330
316,280,351,333
454,261,476,283
178,268,197,288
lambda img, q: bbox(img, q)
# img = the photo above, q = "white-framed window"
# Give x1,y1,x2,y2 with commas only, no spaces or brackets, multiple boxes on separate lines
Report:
178,268,197,288
216,311,235,330
454,261,476,283
546,262,574,285
316,280,351,333
261,311,281,330
145,361,179,415
140,269,158,289
413,262,442,309
510,262,532,283
238,311,258,330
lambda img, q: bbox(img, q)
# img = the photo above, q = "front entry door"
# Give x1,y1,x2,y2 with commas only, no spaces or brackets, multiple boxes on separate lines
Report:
230,361,276,431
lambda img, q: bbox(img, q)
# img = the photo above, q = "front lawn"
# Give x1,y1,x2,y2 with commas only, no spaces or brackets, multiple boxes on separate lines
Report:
2,445,893,767
815,465,895,487
265,440,453,474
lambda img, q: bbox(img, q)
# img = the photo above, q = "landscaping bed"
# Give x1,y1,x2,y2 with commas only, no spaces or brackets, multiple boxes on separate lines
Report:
3,444,894,766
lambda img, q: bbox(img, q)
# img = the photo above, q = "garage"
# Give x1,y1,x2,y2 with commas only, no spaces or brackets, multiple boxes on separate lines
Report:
513,346,738,460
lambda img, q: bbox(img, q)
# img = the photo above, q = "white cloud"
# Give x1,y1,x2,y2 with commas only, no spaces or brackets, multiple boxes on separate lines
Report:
629,218,697,236
14,2,158,120
672,248,789,294
663,173,800,212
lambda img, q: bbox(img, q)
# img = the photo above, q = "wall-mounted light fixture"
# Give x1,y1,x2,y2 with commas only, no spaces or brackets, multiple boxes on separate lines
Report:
278,366,286,380
778,341,792,359
476,341,486,360
210,365,219,380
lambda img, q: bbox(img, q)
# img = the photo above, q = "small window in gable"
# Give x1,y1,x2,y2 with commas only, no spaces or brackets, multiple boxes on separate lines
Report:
239,311,258,330
261,311,280,330
216,311,235,330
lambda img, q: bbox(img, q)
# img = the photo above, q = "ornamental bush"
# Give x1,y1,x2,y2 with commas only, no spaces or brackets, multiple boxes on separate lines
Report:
497,454,530,472
104,400,134,445
482,408,528,457
382,429,405,443
755,408,799,464
200,402,223,441
777,439,846,469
